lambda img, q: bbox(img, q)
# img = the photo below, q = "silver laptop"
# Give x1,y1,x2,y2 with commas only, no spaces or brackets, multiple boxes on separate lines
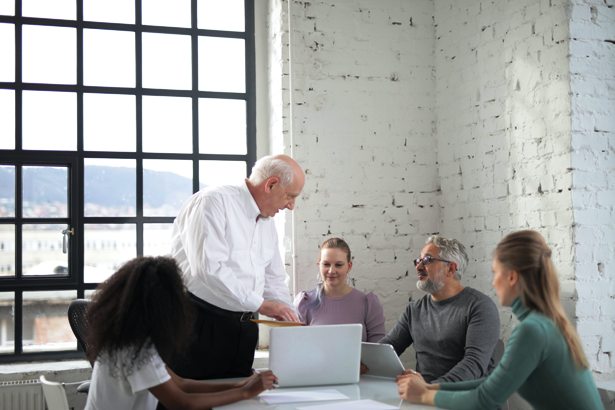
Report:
268,324,362,387
361,342,405,379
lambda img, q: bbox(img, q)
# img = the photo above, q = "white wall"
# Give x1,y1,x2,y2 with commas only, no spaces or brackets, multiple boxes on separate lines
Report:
268,0,615,380
278,0,440,343
569,0,615,377
434,0,575,336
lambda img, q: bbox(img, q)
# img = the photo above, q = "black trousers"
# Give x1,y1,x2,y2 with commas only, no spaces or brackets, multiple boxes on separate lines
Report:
171,293,259,380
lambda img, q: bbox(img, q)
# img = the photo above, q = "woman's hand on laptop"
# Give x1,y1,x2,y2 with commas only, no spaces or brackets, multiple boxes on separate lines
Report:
360,362,369,375
240,370,278,398
258,300,300,322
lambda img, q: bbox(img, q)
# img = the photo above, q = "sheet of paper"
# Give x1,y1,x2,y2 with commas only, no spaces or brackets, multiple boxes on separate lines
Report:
259,389,348,404
296,399,399,410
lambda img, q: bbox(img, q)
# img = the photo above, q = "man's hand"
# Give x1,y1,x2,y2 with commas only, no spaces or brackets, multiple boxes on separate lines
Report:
240,370,278,399
258,300,299,322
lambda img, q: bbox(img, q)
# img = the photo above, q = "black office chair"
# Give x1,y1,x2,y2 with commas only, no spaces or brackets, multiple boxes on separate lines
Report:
68,299,92,393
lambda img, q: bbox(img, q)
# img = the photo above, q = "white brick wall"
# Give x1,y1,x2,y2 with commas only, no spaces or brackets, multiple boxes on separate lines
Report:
434,0,575,339
267,0,615,380
279,0,440,342
569,0,615,378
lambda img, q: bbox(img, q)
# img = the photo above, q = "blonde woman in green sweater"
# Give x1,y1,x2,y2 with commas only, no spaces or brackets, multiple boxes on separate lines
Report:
397,230,603,410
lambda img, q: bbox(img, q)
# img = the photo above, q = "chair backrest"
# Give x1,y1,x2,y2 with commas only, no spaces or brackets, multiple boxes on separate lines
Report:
40,375,70,410
68,298,93,365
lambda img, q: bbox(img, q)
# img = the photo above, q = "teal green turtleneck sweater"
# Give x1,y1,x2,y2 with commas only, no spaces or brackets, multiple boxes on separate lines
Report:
434,298,603,410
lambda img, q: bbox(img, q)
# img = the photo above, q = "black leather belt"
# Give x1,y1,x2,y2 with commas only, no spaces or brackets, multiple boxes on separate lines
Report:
188,292,255,322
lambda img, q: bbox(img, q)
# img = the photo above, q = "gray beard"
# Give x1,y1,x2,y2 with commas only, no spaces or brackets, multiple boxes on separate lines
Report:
416,278,445,294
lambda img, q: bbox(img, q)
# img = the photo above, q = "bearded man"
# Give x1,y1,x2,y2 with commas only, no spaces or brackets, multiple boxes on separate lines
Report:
380,235,500,383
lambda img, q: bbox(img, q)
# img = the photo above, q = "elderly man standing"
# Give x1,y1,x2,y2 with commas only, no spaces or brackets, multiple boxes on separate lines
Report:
380,235,500,383
170,154,304,380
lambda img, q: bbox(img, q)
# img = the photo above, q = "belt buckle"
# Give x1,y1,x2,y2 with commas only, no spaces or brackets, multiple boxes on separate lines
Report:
240,312,254,322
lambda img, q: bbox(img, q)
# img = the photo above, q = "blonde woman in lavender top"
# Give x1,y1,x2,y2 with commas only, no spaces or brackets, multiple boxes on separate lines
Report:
294,237,385,342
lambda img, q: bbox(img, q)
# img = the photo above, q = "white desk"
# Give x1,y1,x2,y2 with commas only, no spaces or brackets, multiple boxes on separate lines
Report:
214,376,438,409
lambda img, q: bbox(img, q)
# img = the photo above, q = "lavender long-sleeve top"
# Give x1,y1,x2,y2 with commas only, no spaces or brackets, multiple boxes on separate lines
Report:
294,288,386,342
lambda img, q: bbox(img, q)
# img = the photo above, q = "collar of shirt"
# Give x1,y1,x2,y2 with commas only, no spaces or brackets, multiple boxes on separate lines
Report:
512,297,530,321
240,180,266,222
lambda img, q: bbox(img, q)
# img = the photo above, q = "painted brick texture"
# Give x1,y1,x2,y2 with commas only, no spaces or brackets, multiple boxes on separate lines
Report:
283,0,440,340
270,0,614,379
433,0,575,339
570,0,615,377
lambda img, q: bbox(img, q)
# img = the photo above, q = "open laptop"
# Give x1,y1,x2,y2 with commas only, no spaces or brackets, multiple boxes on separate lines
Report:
361,342,405,379
268,323,362,387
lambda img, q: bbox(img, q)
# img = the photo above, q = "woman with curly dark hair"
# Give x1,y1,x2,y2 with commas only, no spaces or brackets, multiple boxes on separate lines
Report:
84,256,276,410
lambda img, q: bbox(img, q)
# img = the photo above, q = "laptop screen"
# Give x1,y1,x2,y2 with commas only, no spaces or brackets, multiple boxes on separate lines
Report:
268,323,362,387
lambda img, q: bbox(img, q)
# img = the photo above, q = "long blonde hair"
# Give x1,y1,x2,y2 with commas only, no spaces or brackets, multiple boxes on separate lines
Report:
495,230,589,369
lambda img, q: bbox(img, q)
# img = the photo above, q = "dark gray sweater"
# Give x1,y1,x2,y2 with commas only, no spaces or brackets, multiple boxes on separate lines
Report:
380,287,500,383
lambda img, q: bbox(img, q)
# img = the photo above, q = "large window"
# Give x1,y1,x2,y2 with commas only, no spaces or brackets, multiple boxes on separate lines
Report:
0,0,256,362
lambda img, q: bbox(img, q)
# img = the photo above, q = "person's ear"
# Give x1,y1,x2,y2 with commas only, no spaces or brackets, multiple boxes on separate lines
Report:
265,176,280,193
509,270,519,287
347,261,353,271
448,262,457,276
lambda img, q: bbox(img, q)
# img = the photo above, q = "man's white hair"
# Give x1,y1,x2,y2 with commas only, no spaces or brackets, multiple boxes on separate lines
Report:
249,155,294,186
425,235,468,280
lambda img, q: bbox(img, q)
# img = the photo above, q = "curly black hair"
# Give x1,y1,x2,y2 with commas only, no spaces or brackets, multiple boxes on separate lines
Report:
86,256,193,369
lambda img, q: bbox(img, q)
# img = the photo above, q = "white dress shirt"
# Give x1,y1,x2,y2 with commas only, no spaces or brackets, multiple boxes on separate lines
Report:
170,182,292,312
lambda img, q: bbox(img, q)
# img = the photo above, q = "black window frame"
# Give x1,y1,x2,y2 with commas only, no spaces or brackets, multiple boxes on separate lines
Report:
0,0,256,363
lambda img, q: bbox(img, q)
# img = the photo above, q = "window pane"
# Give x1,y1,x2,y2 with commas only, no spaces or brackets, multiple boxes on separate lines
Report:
199,98,246,154
84,159,136,217
198,37,245,93
142,0,190,28
0,90,15,148
0,165,15,218
23,166,68,218
0,292,14,354
198,0,244,31
22,0,75,20
84,29,135,87
84,224,135,283
84,93,136,152
142,33,191,90
22,25,76,85
22,91,77,150
199,160,246,188
0,2,14,15
143,159,192,216
144,223,173,257
142,96,192,153
22,290,76,353
84,0,134,24
22,224,68,277
0,225,15,277
0,23,14,82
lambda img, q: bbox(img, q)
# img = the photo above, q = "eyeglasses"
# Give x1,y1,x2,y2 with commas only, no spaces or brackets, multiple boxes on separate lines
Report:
413,255,452,267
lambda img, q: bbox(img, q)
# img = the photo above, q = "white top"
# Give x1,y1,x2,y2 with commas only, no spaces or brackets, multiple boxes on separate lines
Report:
171,183,292,312
85,345,170,410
